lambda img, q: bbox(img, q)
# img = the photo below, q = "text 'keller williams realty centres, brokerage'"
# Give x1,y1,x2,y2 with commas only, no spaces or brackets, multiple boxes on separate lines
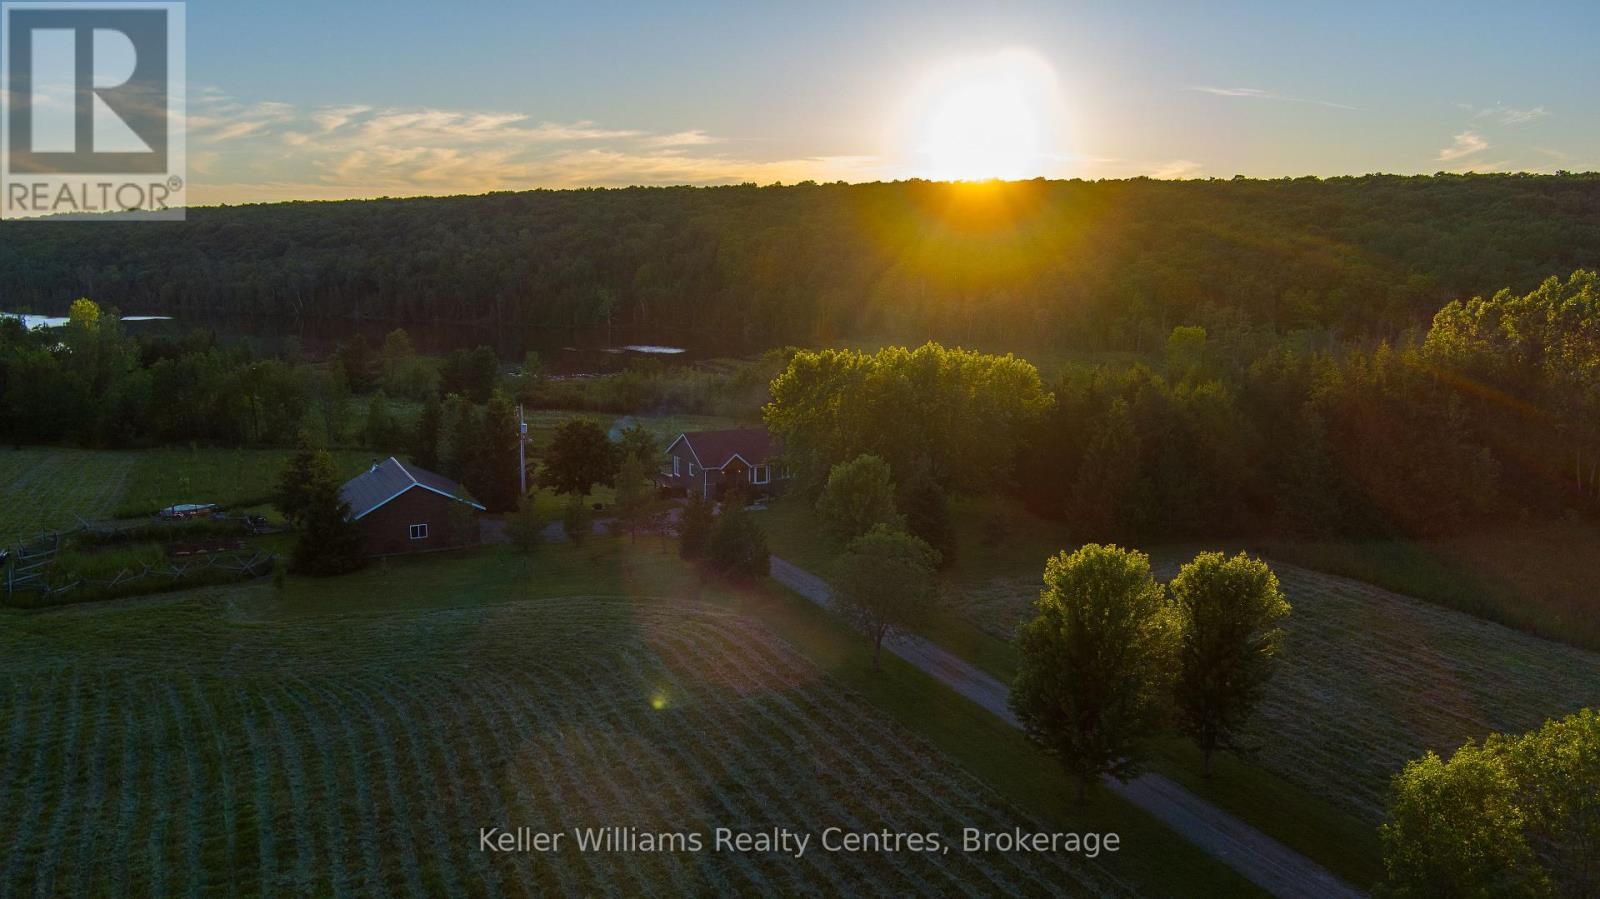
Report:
479,826,1122,860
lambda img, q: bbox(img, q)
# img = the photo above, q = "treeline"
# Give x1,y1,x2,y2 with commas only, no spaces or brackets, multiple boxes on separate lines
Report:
3,175,1598,350
0,302,528,509
1018,270,1600,538
768,273,1600,549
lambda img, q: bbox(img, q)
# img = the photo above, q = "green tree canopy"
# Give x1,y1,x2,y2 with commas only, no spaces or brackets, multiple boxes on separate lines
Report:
815,454,903,543
540,419,618,496
1382,707,1600,897
765,342,1052,493
1010,543,1174,801
1168,551,1291,775
832,525,940,669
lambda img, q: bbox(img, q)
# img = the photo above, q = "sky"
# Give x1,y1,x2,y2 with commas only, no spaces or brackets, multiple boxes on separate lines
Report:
159,0,1600,204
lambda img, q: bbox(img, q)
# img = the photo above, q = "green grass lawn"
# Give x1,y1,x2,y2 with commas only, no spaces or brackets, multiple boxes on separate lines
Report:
0,539,1256,897
1258,521,1600,653
114,447,377,519
0,448,137,546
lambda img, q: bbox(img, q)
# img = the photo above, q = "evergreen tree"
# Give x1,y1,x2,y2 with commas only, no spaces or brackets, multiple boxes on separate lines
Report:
613,452,651,543
273,431,323,526
708,498,769,580
412,392,442,470
364,390,393,450
562,494,593,546
290,448,367,576
468,390,520,512
899,463,956,566
678,491,714,560
505,491,545,553
437,393,478,481
1072,399,1147,541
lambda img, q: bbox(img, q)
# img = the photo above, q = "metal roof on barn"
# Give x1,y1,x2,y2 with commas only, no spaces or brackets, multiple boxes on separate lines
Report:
339,457,486,521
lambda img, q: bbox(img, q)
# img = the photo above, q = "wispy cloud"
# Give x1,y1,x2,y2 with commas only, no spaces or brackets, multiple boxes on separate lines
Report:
176,91,896,204
1185,85,1357,110
1437,130,1488,163
1459,103,1550,125
1151,159,1204,179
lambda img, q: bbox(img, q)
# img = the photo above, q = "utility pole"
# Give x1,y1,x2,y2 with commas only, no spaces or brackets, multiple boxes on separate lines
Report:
518,404,528,496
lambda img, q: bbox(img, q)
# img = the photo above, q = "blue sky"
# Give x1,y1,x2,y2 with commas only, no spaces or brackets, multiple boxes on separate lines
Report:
170,0,1599,203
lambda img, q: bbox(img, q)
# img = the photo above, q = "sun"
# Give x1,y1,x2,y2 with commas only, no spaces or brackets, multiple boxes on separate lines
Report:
905,49,1062,182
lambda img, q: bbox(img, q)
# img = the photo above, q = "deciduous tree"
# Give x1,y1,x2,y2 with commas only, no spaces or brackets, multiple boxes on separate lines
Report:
815,454,902,543
1011,543,1174,801
832,525,940,669
1169,551,1290,775
540,419,617,496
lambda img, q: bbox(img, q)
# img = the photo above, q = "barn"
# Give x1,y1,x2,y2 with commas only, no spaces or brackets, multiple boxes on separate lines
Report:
339,457,486,556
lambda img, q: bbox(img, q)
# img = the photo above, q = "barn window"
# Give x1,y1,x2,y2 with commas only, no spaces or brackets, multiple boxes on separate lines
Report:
673,456,681,477
409,523,429,540
750,465,770,485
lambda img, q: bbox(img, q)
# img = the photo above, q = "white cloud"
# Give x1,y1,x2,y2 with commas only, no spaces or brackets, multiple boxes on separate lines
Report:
1437,130,1489,163
1151,159,1204,179
1460,103,1550,125
173,93,899,204
1185,85,1357,110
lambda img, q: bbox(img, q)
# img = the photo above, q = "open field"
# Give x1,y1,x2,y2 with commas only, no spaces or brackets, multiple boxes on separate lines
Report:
0,542,1216,897
1260,522,1600,653
759,494,1600,879
768,495,1600,826
114,447,377,519
0,449,136,546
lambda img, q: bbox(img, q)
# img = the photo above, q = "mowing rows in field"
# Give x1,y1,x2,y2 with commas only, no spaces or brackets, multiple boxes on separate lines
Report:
955,559,1600,824
0,595,1128,897
1240,565,1600,822
0,449,135,548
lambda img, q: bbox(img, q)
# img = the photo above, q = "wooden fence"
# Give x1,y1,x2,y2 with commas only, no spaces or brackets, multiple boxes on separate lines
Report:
3,517,278,605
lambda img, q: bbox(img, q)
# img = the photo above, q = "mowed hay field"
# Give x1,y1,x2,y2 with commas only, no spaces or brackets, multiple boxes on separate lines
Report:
0,449,136,546
953,556,1600,824
0,548,1130,897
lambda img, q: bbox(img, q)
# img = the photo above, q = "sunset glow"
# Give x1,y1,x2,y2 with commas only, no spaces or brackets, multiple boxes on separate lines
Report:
906,49,1063,181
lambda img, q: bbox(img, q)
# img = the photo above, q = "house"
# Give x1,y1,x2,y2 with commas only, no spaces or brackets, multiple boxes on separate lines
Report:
339,457,486,556
657,428,788,499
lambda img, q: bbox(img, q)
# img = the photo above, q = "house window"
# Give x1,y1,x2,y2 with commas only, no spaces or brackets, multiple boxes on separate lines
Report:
751,464,770,485
673,456,681,477
409,523,429,540
689,462,697,476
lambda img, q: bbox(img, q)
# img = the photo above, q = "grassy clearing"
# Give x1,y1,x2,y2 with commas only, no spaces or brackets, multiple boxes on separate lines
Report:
114,447,376,518
0,539,1253,896
1259,521,1600,653
758,495,1395,886
0,448,136,546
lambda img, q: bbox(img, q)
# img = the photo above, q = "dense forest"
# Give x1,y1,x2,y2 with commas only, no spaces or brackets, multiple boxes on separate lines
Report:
2,175,1599,350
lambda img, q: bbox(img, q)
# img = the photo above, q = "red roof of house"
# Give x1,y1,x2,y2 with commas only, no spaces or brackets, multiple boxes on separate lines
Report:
669,429,775,469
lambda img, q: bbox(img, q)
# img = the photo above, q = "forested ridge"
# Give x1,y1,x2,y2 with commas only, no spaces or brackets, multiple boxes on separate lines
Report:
3,174,1598,349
